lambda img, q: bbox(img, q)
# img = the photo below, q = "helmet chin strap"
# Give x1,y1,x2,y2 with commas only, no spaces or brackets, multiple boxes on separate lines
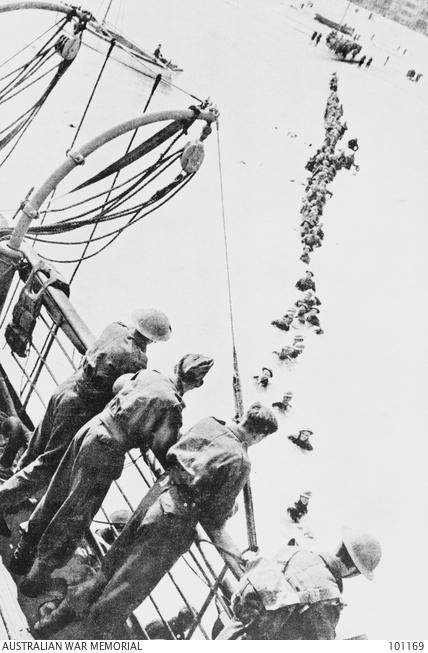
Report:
340,561,359,579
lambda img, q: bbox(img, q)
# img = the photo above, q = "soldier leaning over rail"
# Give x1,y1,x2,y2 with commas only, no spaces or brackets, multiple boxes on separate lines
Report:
216,527,382,640
34,402,278,639
0,308,171,539
15,354,213,597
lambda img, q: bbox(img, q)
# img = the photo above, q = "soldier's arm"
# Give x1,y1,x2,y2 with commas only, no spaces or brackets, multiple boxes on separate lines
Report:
150,405,182,468
202,523,244,581
301,601,341,639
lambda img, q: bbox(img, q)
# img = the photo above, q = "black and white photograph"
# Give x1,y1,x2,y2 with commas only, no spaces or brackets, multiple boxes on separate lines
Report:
0,0,426,644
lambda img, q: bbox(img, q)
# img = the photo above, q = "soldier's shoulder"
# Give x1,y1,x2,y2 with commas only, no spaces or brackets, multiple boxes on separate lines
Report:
96,321,128,339
189,416,226,431
139,372,183,405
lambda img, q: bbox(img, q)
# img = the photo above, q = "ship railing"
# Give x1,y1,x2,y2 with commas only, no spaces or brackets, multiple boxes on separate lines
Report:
0,245,239,640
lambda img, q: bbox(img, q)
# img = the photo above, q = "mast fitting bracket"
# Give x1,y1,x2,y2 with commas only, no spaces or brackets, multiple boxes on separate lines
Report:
20,201,39,221
66,149,85,165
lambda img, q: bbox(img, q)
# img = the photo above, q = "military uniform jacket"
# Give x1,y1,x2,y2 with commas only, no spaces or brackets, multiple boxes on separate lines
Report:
18,369,111,470
20,322,149,468
83,322,148,383
166,417,251,529
232,548,343,639
100,369,184,452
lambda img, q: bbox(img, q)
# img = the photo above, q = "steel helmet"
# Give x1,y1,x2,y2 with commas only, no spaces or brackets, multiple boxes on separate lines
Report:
176,353,214,386
262,367,273,377
109,509,132,528
131,308,172,342
342,526,382,580
300,491,312,499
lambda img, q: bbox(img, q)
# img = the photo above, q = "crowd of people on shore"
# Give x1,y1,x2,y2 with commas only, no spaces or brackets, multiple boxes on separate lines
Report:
326,31,373,68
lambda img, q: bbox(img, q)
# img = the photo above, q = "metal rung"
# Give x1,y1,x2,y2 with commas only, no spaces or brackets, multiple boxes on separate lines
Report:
10,353,46,410
28,341,59,387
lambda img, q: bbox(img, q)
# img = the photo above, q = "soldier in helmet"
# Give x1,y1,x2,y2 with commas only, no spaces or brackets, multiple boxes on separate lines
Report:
296,271,316,292
253,368,273,388
292,334,305,353
295,300,310,324
300,246,311,265
302,290,321,310
306,306,321,328
348,138,359,151
273,347,295,362
288,429,313,451
287,491,311,523
271,313,294,332
142,605,194,640
273,336,304,362
95,509,132,552
13,354,214,595
0,308,171,539
272,392,293,412
216,527,382,639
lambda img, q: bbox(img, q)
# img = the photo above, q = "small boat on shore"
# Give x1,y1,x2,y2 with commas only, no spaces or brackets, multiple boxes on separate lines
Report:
315,13,354,36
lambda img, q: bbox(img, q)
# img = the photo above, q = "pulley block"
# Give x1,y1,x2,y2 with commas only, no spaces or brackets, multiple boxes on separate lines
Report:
55,35,81,61
181,141,205,174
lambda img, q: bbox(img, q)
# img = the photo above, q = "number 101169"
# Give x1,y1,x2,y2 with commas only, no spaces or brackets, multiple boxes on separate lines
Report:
388,644,424,651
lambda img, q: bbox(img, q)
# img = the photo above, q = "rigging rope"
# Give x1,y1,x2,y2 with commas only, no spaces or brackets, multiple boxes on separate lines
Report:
0,15,68,95
0,106,204,265
215,120,258,551
0,60,72,169
0,16,67,71
0,14,77,168
20,33,122,403
0,146,187,248
22,151,182,235
37,173,194,264
69,39,115,151
69,72,162,283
